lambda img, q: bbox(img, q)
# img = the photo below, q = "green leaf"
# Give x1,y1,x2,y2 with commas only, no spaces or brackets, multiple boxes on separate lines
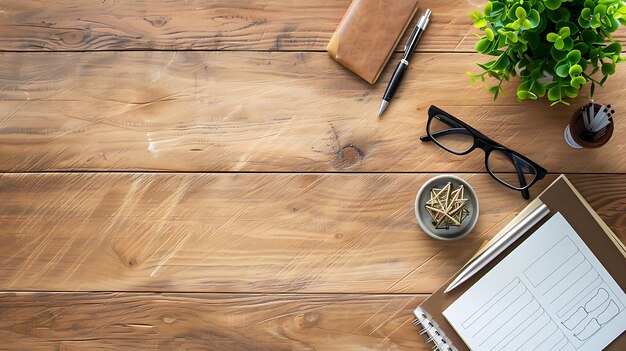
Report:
531,68,543,80
548,7,571,22
474,18,487,28
527,9,541,28
562,86,579,98
581,29,597,45
581,7,592,20
558,26,571,38
466,71,477,84
521,80,540,100
517,80,534,100
600,75,609,85
507,20,522,30
591,81,596,96
547,85,562,101
562,37,574,51
516,7,527,19
573,42,589,55
521,18,532,29
604,42,622,55
544,0,562,11
594,5,607,17
535,15,548,32
490,1,505,15
556,64,570,77
566,50,581,64
477,61,494,70
546,32,559,42
602,62,616,75
557,20,579,35
474,38,491,53
532,82,546,97
486,50,505,56
578,15,591,28
506,31,519,43
607,4,616,16
555,37,565,50
606,17,620,32
591,15,601,28
492,55,510,70
568,64,583,76
485,28,495,41
569,76,586,88
484,1,493,15
551,46,567,60
517,90,530,100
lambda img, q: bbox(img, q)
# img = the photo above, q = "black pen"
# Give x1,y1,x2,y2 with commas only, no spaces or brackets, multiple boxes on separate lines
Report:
378,9,431,117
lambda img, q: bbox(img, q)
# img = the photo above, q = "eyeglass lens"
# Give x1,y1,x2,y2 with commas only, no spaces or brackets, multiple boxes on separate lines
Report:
428,114,474,153
428,112,539,191
487,149,538,190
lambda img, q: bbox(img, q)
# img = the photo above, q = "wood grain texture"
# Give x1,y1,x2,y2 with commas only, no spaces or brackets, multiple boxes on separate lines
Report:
0,292,427,351
1,51,625,172
0,0,479,52
2,1,625,349
1,173,623,293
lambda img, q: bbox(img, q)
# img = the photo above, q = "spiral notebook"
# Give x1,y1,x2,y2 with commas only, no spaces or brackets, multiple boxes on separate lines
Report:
412,175,626,351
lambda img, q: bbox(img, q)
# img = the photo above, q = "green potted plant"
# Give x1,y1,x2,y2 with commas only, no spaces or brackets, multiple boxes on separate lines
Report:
468,0,626,105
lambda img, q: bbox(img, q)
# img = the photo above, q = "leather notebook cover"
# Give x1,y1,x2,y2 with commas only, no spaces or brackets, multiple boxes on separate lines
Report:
327,0,419,84
414,175,625,351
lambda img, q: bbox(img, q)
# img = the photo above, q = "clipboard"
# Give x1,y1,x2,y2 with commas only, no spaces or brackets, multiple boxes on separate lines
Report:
412,175,626,351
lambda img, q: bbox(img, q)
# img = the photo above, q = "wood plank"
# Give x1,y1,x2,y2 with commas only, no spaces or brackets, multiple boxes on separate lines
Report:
0,292,427,350
0,0,479,52
1,51,625,173
1,173,623,293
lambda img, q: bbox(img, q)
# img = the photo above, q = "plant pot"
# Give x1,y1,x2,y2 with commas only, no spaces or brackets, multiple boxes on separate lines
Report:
513,64,553,85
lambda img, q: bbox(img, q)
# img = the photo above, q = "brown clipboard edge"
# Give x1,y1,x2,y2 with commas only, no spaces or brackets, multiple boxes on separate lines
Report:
558,175,626,257
413,174,625,351
470,174,624,267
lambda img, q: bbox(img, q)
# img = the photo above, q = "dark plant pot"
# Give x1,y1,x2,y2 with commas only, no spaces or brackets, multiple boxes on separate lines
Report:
565,103,614,149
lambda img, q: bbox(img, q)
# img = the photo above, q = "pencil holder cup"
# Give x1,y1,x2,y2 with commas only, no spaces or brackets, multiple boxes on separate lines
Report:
564,103,614,149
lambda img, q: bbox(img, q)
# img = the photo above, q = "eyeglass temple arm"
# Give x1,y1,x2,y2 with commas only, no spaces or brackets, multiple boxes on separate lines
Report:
509,154,530,200
420,128,470,142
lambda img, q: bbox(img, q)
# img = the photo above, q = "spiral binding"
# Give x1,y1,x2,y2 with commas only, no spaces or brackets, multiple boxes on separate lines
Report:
412,307,456,351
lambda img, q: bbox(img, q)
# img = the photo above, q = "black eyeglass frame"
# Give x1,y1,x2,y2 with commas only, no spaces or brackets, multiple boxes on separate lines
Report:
420,105,548,199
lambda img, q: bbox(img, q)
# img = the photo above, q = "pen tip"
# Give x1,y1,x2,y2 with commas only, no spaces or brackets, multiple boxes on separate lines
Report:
378,100,389,117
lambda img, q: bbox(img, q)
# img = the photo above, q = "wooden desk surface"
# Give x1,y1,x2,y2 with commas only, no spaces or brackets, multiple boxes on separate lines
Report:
0,1,624,350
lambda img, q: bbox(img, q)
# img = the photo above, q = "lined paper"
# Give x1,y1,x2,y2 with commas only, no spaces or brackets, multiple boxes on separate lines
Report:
443,213,626,351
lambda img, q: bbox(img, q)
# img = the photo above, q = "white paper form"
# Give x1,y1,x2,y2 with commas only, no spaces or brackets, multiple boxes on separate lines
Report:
443,212,626,351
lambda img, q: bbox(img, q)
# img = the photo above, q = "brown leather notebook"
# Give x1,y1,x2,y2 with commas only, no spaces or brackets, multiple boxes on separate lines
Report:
327,0,419,84
413,175,626,350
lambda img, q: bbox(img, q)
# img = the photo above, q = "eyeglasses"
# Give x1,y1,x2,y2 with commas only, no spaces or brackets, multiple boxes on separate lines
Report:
420,105,547,199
